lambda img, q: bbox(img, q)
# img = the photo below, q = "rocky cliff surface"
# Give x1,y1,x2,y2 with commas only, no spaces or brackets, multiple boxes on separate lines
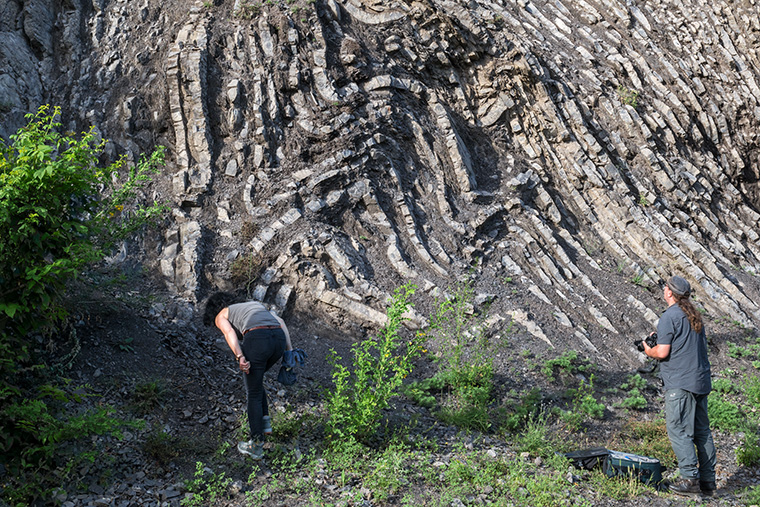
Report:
2,0,760,369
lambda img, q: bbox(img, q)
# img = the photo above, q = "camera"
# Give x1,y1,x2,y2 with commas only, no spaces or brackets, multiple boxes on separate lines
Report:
635,333,658,352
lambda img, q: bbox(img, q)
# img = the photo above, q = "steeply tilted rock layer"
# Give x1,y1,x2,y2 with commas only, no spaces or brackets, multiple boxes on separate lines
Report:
2,0,759,368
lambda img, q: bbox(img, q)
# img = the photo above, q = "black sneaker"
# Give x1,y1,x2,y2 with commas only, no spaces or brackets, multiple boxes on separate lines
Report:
700,480,716,496
669,478,701,496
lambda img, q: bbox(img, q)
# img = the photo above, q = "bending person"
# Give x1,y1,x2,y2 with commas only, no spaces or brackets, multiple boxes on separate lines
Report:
204,292,292,460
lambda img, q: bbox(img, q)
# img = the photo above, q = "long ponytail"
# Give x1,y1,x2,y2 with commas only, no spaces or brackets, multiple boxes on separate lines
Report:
674,293,703,334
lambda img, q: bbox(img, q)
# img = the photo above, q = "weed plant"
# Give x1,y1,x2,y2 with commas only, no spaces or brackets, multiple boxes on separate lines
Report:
541,350,590,382
326,284,421,442
617,374,648,410
143,429,182,465
726,338,760,364
743,485,760,506
497,388,542,433
617,85,640,107
611,419,676,469
230,252,261,299
415,278,497,430
737,432,760,466
562,375,605,430
708,392,746,432
182,462,232,507
131,378,166,414
270,408,320,440
514,410,559,457
588,467,650,500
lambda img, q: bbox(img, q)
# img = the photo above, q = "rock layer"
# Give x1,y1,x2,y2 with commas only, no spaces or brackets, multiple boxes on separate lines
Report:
1,0,759,368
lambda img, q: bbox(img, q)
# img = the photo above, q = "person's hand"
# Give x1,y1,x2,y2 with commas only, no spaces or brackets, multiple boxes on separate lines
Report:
239,356,250,374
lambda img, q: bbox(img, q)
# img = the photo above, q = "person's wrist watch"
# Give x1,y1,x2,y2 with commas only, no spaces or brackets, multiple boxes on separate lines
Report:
235,353,244,361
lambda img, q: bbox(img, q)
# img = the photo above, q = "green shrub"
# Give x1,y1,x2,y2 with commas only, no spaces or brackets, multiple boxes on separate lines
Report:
364,441,410,501
617,389,647,410
514,411,557,457
541,350,589,382
708,393,745,432
402,378,437,408
743,485,760,506
498,388,542,433
436,362,494,432
562,375,605,430
424,278,496,431
712,377,736,394
0,106,165,504
271,409,320,440
617,374,648,410
182,462,232,507
737,432,760,467
0,105,165,334
744,374,760,408
620,374,647,391
326,284,420,442
1,382,139,503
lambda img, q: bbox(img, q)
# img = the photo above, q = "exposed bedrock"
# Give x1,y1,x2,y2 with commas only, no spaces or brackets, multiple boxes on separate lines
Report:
2,0,760,369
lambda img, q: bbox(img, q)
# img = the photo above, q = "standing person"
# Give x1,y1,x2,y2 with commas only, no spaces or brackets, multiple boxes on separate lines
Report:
203,293,292,460
642,276,716,496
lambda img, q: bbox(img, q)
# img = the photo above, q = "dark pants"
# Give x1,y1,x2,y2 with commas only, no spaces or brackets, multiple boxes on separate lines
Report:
665,388,716,481
241,328,286,442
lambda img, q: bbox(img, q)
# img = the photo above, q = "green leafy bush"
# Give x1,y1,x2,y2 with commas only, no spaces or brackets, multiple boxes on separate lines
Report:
0,106,166,504
326,284,420,442
0,105,165,333
182,462,232,507
617,390,647,410
498,388,542,433
737,432,760,467
708,393,745,432
435,362,494,431
617,374,648,410
562,376,605,430
541,350,589,382
1,382,140,503
363,441,410,501
423,278,496,431
620,374,647,391
712,377,737,394
743,374,760,407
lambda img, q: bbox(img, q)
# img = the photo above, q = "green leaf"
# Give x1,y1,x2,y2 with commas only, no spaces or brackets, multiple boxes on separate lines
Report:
0,303,22,318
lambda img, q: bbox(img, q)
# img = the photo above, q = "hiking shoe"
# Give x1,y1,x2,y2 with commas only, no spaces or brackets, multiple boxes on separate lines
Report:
238,440,264,460
700,480,716,496
669,478,700,496
263,415,272,435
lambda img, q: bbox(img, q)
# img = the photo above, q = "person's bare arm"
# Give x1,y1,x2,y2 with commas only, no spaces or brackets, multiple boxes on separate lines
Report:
215,307,250,373
273,314,293,351
643,340,671,360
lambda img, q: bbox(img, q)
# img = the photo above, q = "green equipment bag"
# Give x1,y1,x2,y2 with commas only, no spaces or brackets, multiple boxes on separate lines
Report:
603,450,664,485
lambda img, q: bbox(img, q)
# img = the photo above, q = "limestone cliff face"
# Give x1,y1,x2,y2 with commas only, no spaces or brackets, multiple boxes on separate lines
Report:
2,0,759,367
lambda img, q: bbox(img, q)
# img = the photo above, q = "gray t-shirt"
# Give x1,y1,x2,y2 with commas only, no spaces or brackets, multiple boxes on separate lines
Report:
227,302,280,337
657,304,711,394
